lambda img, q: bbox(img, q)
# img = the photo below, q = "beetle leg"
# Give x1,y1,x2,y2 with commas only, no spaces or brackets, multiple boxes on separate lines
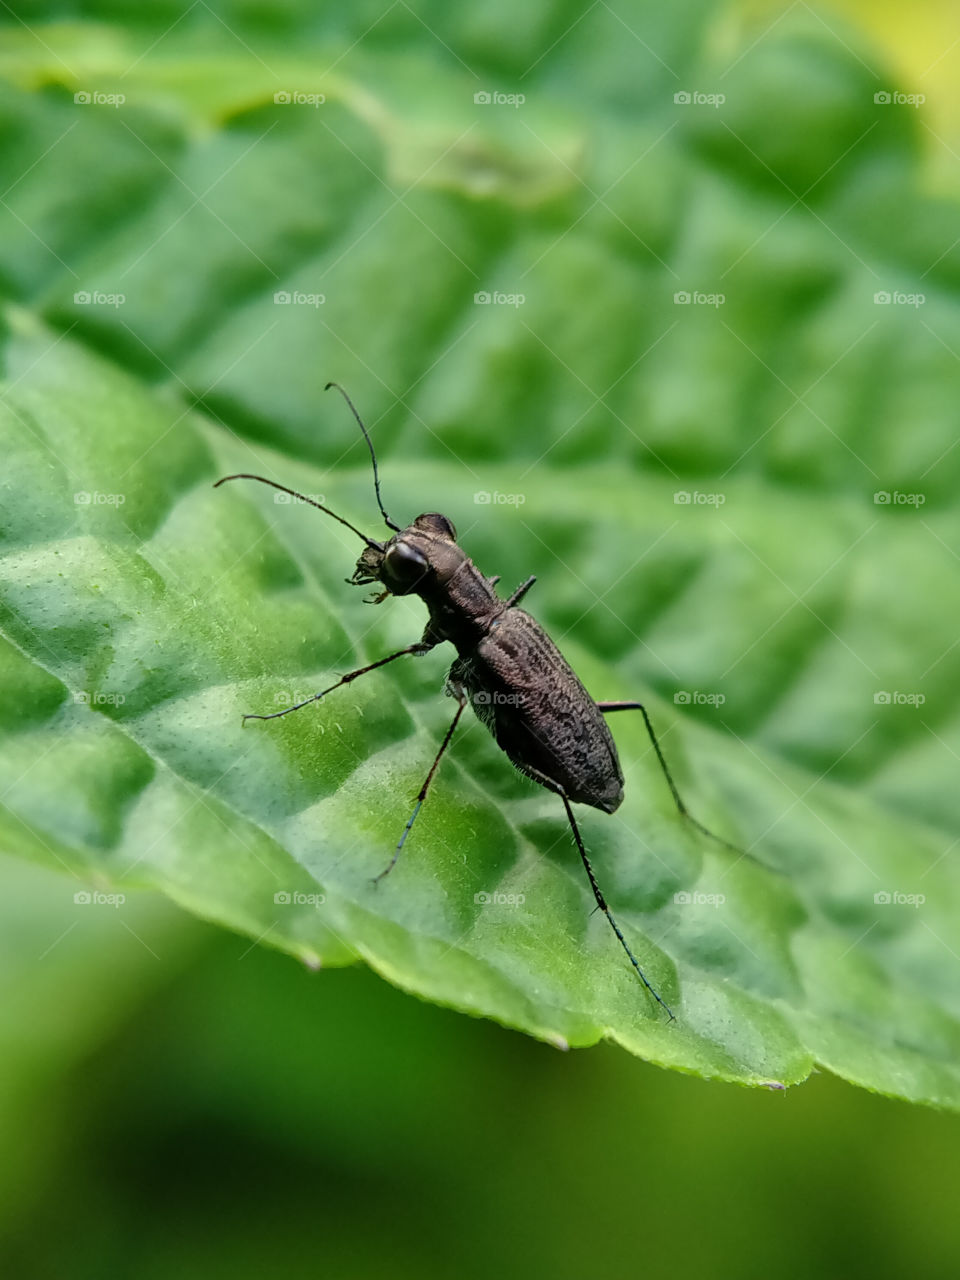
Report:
558,786,674,1019
519,763,673,1018
503,575,536,608
373,693,468,885
597,700,748,860
241,642,434,725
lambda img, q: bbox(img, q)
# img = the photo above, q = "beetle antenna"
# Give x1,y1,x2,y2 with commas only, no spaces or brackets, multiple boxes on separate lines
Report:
212,475,384,550
325,381,402,532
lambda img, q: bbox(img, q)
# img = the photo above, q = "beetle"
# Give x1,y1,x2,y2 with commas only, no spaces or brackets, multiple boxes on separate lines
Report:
215,384,740,1018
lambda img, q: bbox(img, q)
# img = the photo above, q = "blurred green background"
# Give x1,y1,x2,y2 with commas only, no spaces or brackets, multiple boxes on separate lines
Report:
2,0,960,1276
4,857,960,1280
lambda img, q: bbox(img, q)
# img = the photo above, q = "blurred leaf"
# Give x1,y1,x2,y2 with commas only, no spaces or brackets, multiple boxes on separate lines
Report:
1,2,959,1105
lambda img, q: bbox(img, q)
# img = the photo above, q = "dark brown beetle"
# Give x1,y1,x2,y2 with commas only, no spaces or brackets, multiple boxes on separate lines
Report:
216,384,739,1018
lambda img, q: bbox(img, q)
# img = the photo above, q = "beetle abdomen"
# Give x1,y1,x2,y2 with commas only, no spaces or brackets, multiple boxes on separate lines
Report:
449,609,624,813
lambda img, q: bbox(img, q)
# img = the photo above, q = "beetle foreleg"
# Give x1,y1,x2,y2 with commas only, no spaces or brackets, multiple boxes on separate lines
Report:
242,642,434,725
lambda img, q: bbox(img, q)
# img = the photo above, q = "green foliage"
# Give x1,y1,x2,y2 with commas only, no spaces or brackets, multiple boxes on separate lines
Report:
1,1,959,1105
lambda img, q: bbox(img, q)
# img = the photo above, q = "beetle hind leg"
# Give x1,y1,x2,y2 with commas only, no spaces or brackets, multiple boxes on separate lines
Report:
555,788,674,1019
598,699,759,865
523,762,674,1018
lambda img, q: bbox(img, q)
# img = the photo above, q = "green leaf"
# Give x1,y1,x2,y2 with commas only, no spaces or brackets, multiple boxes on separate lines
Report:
1,2,959,1105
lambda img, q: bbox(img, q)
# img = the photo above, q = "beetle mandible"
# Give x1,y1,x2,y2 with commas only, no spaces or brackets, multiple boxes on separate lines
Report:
215,383,741,1018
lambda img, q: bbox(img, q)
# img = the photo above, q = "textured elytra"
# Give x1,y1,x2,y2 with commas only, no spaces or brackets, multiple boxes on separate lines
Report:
450,609,624,813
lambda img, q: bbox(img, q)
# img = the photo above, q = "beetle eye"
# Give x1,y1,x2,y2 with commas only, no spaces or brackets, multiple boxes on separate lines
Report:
382,541,429,592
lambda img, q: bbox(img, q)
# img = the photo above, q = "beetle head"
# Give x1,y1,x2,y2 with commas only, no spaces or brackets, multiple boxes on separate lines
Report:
351,513,459,598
